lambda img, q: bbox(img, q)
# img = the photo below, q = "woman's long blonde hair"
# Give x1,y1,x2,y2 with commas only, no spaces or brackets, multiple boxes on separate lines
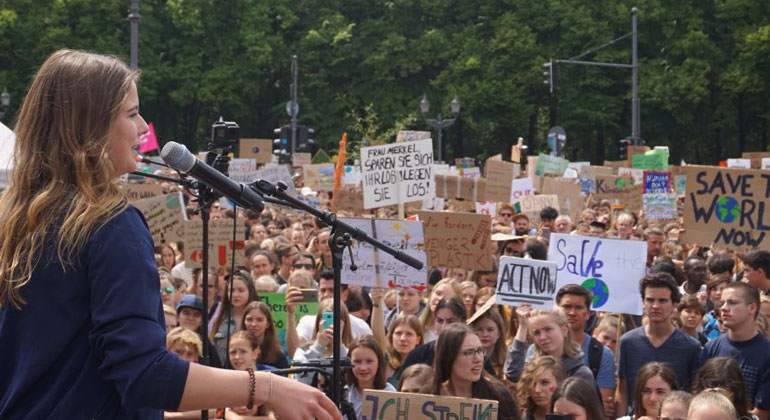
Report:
0,50,136,309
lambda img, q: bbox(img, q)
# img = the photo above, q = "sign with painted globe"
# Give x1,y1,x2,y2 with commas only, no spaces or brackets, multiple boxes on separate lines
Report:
547,233,646,315
682,166,770,250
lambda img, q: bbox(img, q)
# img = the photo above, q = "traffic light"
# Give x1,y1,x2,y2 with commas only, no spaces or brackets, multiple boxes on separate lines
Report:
618,138,631,160
543,60,557,94
273,125,292,164
296,125,315,153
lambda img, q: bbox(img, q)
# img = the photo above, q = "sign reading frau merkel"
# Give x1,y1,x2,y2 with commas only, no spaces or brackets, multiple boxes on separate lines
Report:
682,165,770,249
362,390,498,420
361,139,435,209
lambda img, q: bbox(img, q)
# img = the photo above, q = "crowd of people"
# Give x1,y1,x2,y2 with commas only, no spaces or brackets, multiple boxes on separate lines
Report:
155,182,770,420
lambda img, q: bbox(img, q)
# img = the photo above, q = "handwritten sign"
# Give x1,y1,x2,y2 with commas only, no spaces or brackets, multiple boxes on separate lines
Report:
681,165,770,249
122,183,164,202
258,293,319,353
396,130,431,142
184,218,246,268
579,178,596,195
618,167,645,185
361,390,498,420
361,139,435,209
339,218,428,290
255,165,295,193
627,145,650,167
511,178,534,204
643,171,671,193
495,257,558,309
332,187,365,213
631,150,668,171
416,211,492,270
742,152,770,169
343,165,362,185
674,174,687,195
518,195,559,225
538,177,584,225
133,192,186,245
293,152,311,167
727,158,751,169
643,193,677,220
548,233,646,315
475,201,497,218
302,163,335,190
435,174,486,201
228,158,258,183
484,159,516,202
239,138,273,163
535,153,569,176
763,158,770,170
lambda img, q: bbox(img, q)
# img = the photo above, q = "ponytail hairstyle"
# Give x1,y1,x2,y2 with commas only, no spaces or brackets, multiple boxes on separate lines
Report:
0,50,138,309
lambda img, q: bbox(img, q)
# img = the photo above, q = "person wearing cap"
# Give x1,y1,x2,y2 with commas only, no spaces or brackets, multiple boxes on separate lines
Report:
177,294,224,369
512,213,536,236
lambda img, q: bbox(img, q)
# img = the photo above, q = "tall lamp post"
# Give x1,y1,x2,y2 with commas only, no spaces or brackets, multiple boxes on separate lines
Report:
420,95,460,163
0,88,10,122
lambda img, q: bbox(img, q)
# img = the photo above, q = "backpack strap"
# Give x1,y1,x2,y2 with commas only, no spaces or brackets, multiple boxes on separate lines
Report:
587,336,603,380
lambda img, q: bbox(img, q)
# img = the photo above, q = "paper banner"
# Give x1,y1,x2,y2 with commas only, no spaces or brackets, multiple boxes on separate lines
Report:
416,211,492,270
133,192,187,245
184,218,246,268
303,163,335,190
362,390,498,420
643,193,677,220
495,256,558,309
361,139,435,209
535,153,569,176
643,171,671,193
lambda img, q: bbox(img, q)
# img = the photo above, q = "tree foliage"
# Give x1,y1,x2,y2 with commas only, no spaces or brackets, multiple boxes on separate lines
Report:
0,0,768,165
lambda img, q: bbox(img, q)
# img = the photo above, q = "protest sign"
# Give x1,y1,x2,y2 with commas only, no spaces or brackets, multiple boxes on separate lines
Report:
121,183,164,202
293,152,311,167
339,218,427,290
422,197,445,211
184,218,246,268
548,233,646,315
604,160,627,169
518,194,559,225
475,201,497,218
255,165,295,193
343,165,363,185
674,174,687,195
463,167,481,178
535,153,569,176
643,193,678,220
681,165,770,249
228,158,258,183
361,139,435,209
631,150,668,171
416,211,492,270
727,158,751,169
302,163,335,190
332,187,364,213
627,145,650,167
595,175,636,196
396,130,431,142
361,390,498,420
484,159,516,202
580,166,614,179
312,149,333,164
495,257,558,309
763,158,770,170
579,178,596,195
133,192,186,245
618,167,644,185
511,178,534,204
538,177,584,224
643,171,671,193
258,293,319,353
434,174,486,202
742,152,770,169
239,138,273,163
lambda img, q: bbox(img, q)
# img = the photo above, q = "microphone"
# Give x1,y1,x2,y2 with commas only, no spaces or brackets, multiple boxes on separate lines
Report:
161,141,265,212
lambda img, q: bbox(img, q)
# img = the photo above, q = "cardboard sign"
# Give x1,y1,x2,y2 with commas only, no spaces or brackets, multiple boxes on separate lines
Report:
361,390,498,420
681,166,770,249
475,201,497,218
122,183,165,202
435,174,486,202
338,218,427,289
674,174,687,195
258,293,319,353
518,194,558,216
632,150,668,171
228,158,258,183
422,197,445,211
184,218,246,268
495,257,558,309
292,152,311,167
643,193,678,220
302,163,335,190
627,145,651,167
595,175,636,196
239,138,273,163
727,158,751,169
133,192,186,245
396,130,431,142
763,158,770,170
312,149,333,164
255,165,295,193
535,153,569,176
416,211,492,270
484,159,516,202
538,177,584,225
643,171,671,193
618,167,644,185
332,187,365,213
511,178,534,204
742,152,770,169
580,166,614,179
361,139,435,209
548,233,646,315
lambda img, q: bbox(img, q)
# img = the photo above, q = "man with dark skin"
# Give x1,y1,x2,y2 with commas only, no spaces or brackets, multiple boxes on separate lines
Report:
682,256,708,297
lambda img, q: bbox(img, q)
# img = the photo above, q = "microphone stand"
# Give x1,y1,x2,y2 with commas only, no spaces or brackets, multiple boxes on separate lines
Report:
249,179,423,410
130,171,199,189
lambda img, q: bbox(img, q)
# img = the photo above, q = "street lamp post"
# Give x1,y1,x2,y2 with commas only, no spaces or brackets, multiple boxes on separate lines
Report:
0,88,10,121
420,95,460,163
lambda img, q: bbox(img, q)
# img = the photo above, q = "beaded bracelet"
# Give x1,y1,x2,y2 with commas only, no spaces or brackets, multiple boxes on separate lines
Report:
246,368,256,410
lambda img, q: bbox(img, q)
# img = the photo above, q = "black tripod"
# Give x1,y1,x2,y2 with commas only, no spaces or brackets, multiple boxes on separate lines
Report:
271,359,357,420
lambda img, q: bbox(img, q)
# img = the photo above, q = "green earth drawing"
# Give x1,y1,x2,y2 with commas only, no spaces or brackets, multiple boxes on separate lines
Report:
581,278,609,308
615,178,627,188
715,196,740,223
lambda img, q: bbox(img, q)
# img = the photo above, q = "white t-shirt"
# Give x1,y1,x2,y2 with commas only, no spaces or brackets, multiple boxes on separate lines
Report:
296,313,372,342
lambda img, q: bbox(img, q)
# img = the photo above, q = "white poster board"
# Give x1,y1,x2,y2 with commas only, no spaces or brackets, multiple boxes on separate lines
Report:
547,233,646,315
339,218,428,290
228,158,258,183
727,158,752,169
762,158,770,170
510,178,534,204
361,139,435,209
495,257,558,309
255,165,295,192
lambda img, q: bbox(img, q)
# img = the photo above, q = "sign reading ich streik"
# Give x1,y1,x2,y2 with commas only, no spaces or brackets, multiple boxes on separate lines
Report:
547,233,646,315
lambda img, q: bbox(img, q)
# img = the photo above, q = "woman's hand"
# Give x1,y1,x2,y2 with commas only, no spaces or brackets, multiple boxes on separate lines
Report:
514,304,532,341
316,325,334,349
285,287,302,316
268,375,341,420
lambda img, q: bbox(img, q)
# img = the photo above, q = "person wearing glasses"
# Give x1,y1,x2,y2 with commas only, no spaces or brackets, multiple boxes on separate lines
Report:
430,323,519,419
497,204,516,228
700,282,770,420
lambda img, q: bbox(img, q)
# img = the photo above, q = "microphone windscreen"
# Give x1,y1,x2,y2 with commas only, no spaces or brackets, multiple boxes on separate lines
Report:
161,141,196,172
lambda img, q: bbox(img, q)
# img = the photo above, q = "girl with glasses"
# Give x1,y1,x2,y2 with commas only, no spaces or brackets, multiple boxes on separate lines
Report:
431,323,519,419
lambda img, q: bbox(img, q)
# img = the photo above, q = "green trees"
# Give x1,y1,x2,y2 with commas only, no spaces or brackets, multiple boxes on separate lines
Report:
0,0,767,165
